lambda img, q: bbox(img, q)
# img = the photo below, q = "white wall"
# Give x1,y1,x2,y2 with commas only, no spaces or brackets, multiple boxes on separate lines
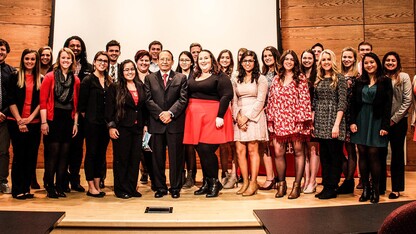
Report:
53,0,278,68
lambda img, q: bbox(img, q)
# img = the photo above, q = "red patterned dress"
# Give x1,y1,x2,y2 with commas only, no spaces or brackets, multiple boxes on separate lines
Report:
266,74,312,142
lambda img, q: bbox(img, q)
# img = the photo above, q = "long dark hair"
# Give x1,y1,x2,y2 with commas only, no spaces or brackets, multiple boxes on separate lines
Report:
278,50,302,85
217,49,234,77
360,52,384,85
382,51,402,86
175,51,194,73
261,46,280,75
237,50,260,83
63,36,89,66
300,49,317,85
193,50,220,78
115,60,139,122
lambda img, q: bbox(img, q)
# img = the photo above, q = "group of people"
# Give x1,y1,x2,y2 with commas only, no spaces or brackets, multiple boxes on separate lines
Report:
0,37,415,203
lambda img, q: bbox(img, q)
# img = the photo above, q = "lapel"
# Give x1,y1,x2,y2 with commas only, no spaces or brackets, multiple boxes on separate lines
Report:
165,70,175,90
156,71,165,90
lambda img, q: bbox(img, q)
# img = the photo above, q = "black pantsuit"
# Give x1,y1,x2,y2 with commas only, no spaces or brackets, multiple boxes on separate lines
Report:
389,117,407,192
150,132,184,191
112,126,142,196
318,138,344,189
9,123,41,196
84,122,109,181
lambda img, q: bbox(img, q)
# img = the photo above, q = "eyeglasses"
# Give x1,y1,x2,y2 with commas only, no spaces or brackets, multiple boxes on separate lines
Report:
96,59,108,64
180,59,191,63
242,59,254,64
123,68,136,72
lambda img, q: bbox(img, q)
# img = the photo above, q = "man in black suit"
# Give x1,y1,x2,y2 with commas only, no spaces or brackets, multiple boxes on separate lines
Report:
106,40,121,82
144,50,187,198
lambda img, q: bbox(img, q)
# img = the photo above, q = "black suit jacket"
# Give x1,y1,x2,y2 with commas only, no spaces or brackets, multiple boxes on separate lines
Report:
350,76,393,132
105,81,146,130
144,70,188,134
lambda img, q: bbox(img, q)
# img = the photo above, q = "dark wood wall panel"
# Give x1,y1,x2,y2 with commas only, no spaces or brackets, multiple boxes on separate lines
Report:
281,0,363,27
364,0,415,24
281,25,363,55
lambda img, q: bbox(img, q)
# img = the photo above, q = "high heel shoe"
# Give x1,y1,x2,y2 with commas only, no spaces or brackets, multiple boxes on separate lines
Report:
206,178,222,198
275,181,287,198
370,189,379,204
304,181,317,194
46,186,58,199
223,173,238,189
194,178,209,195
259,179,275,190
288,182,301,199
221,172,229,185
242,180,259,196
236,180,249,195
359,185,370,202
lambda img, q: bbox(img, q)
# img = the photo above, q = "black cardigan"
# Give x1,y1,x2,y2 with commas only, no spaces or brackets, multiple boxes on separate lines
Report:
7,73,40,119
349,76,393,132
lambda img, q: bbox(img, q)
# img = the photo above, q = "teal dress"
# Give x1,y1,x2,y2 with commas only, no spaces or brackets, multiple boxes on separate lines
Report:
351,84,388,147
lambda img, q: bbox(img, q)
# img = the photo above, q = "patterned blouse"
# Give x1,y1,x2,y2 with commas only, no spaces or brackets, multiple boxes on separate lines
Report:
312,74,347,140
266,74,312,142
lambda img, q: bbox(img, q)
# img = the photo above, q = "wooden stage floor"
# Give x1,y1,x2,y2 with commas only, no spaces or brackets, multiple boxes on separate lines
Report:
1,170,416,233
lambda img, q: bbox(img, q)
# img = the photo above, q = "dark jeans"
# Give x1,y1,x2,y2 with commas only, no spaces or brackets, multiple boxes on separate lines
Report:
318,138,343,189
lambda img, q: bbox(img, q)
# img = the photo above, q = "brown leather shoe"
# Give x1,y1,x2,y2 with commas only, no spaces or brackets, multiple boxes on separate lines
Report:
288,182,301,199
275,181,287,198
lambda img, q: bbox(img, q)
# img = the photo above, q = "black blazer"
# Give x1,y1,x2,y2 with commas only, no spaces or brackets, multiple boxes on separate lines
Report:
144,70,188,134
78,74,110,125
105,81,146,130
7,73,40,119
1,62,17,114
350,76,393,131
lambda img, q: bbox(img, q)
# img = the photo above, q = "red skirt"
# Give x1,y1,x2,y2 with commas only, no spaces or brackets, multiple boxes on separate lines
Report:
183,98,234,145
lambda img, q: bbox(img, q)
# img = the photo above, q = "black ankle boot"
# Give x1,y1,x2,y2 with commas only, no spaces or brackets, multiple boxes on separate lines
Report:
337,179,355,194
206,178,222,198
359,185,370,202
194,178,209,195
370,187,379,204
46,186,58,199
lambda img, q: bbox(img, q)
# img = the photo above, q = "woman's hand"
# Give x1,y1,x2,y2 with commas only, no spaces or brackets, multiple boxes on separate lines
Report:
109,128,120,139
18,124,29,133
332,124,339,139
350,124,358,133
215,117,224,128
380,129,388,136
41,122,49,135
72,124,78,138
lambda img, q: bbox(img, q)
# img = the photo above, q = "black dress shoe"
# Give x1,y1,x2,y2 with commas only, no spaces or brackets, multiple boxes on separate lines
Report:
132,191,142,197
116,193,131,199
171,190,180,198
25,193,35,199
31,181,41,190
154,190,168,198
13,194,27,200
87,191,104,198
71,184,85,192
99,191,106,196
318,188,337,199
388,192,400,199
56,191,66,197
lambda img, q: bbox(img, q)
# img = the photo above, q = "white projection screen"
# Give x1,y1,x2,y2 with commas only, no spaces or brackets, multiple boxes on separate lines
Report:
53,0,278,67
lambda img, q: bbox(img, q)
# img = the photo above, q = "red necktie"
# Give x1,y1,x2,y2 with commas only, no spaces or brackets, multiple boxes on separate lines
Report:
163,74,168,87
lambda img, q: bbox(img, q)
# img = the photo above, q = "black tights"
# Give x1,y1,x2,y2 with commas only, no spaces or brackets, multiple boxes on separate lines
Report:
274,141,305,184
195,143,219,179
357,144,381,193
185,145,197,179
44,141,70,192
342,142,357,180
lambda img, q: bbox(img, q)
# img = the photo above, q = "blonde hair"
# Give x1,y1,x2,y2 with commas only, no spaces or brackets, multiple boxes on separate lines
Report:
53,47,76,72
17,49,41,90
315,49,340,89
341,47,359,77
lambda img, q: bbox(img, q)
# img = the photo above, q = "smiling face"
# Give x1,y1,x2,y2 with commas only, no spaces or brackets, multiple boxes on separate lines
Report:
68,39,82,57
0,45,8,64
158,51,173,73
150,44,162,61
94,54,109,73
198,51,212,73
122,62,136,82
40,49,52,66
59,51,73,71
283,54,295,71
136,55,150,73
263,50,275,67
301,52,314,69
384,55,398,72
219,52,231,69
341,51,355,69
190,46,201,62
107,45,120,63
23,52,37,72
179,53,192,71
312,46,323,61
320,53,333,72
363,56,377,75
241,55,255,73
